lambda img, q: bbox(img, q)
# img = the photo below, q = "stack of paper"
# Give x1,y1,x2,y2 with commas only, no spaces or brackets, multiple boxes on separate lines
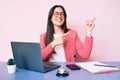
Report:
75,61,120,74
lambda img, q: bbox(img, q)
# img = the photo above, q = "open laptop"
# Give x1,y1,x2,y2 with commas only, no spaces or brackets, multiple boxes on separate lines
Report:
11,42,60,73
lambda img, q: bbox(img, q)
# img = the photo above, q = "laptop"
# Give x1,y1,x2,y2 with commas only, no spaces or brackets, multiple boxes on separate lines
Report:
11,42,60,73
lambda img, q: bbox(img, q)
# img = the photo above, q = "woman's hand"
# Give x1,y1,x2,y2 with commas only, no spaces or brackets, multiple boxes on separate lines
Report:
50,33,69,49
85,17,96,37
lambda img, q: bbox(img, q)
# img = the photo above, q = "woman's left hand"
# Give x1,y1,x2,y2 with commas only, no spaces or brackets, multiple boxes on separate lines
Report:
85,17,96,37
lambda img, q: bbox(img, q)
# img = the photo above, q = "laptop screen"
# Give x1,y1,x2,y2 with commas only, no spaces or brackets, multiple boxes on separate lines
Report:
11,42,60,73
11,42,44,72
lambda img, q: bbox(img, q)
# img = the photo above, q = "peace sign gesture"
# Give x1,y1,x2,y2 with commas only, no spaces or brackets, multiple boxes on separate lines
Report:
85,17,96,37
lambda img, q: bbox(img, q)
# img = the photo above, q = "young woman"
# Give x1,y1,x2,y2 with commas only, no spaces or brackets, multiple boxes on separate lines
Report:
40,5,95,62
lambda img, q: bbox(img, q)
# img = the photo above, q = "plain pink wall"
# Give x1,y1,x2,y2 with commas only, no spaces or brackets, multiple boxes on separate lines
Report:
0,0,120,61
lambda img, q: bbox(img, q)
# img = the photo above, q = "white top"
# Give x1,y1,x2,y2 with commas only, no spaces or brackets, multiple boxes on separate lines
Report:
49,33,66,62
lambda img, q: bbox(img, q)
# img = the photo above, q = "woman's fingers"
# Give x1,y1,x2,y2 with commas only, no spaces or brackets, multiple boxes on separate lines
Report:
62,32,70,43
62,32,70,37
86,17,96,27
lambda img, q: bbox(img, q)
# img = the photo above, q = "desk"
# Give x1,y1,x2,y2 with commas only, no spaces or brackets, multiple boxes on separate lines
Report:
0,62,120,80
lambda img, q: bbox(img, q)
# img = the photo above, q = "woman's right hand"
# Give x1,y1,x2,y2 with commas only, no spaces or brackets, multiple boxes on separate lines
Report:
50,33,69,49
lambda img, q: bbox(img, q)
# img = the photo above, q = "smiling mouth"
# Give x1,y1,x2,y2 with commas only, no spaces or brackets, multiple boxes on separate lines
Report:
56,19,63,22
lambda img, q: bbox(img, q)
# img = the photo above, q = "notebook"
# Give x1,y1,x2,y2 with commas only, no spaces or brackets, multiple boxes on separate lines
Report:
75,61,120,74
11,42,60,73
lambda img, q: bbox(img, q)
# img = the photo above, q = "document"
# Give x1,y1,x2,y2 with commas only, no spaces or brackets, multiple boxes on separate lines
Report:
75,61,120,74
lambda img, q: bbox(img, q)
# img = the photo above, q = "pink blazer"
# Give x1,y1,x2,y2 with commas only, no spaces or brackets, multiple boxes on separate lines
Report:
40,29,93,62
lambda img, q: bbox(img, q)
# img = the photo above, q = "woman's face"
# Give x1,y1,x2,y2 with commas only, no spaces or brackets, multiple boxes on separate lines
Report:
51,7,65,27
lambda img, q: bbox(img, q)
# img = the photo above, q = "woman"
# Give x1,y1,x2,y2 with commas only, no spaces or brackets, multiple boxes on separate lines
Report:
40,5,95,62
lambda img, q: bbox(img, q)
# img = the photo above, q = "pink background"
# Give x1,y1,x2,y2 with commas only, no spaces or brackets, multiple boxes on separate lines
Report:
0,0,120,61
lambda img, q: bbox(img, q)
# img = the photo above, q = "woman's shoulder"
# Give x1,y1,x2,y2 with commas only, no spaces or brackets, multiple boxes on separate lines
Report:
40,33,46,38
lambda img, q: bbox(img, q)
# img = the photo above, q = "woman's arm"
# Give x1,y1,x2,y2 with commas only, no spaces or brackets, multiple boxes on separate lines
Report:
76,18,95,59
75,32,93,59
40,34,54,61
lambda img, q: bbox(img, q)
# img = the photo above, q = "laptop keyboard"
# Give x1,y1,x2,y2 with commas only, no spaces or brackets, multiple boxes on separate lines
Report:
44,64,53,68
43,62,60,72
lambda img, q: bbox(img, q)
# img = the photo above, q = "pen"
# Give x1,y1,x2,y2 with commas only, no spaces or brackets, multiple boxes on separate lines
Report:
94,64,116,68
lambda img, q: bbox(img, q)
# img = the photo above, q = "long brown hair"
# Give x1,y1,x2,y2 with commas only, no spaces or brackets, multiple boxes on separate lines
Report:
45,5,69,46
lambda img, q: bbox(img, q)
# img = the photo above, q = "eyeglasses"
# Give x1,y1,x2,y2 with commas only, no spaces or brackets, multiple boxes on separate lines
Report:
53,12,64,17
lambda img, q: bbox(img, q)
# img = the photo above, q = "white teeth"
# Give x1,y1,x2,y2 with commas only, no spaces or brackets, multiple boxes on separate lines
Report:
56,19,62,22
